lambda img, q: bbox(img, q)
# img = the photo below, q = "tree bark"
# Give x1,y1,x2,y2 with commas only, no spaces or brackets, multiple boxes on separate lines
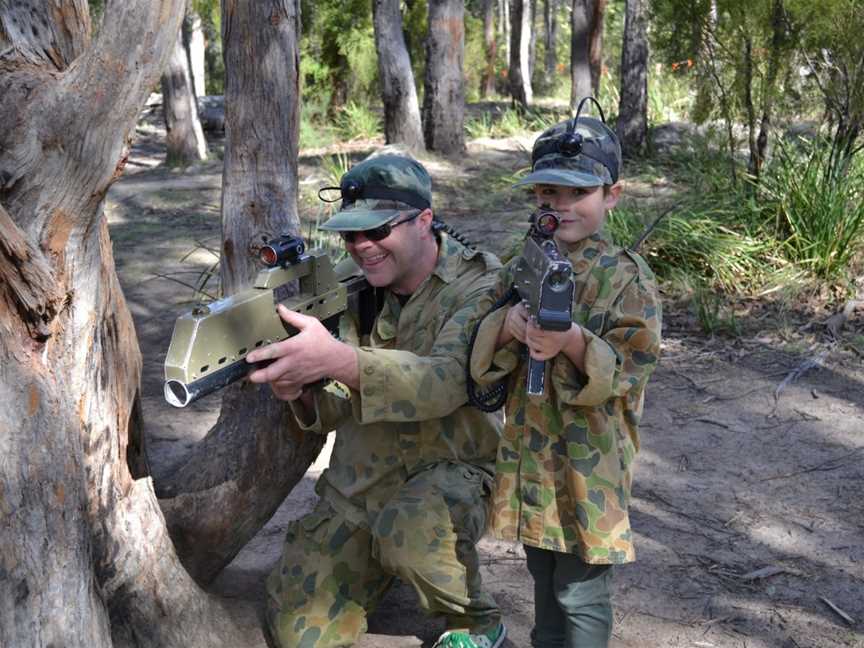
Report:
154,0,327,585
162,22,209,166
543,0,559,91
570,0,593,109
750,0,786,182
373,0,425,152
509,0,533,107
423,0,467,155
481,0,498,97
617,0,649,157
0,1,253,646
184,9,208,98
588,0,607,93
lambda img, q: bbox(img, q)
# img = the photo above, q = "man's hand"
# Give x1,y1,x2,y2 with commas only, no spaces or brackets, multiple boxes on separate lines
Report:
525,320,586,368
246,305,360,400
496,302,530,348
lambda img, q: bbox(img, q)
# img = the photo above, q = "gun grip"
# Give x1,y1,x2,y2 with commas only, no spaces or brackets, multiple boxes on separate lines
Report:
527,356,546,396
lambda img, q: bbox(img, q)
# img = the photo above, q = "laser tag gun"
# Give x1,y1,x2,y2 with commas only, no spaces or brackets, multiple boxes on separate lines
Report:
163,234,377,408
512,208,575,396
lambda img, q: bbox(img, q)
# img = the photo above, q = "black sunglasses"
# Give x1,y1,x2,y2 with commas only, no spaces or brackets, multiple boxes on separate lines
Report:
340,211,421,244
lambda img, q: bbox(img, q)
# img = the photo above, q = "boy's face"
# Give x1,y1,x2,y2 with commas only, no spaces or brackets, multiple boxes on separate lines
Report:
533,183,621,244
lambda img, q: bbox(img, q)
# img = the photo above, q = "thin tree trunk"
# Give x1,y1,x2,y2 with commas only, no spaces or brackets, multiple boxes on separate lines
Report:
481,0,497,97
155,0,326,586
184,9,208,98
0,2,252,645
751,0,786,182
543,0,558,91
509,0,533,107
570,0,592,110
617,0,649,157
373,0,425,151
423,0,467,154
529,0,538,82
588,0,607,93
501,0,510,64
742,32,759,181
162,24,209,166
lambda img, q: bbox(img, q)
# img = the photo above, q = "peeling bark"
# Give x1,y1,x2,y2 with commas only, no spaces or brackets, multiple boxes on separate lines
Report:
423,0,467,154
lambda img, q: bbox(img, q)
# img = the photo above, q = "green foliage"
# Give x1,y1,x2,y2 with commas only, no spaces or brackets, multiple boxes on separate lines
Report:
690,281,742,336
334,101,382,141
757,137,864,279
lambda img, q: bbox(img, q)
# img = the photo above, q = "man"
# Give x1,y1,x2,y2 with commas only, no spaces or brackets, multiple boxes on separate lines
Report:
246,154,507,648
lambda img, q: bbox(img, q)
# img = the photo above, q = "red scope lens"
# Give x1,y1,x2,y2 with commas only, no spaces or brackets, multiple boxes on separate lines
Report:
535,211,560,235
260,246,278,266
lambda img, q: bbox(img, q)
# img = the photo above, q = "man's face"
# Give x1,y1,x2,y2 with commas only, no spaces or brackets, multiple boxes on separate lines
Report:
343,208,434,293
532,183,620,244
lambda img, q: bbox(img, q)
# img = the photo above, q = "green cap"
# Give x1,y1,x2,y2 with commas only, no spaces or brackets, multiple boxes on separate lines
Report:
320,154,432,231
514,116,622,189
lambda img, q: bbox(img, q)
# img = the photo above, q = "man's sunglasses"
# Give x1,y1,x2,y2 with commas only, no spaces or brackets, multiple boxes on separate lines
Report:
339,210,421,244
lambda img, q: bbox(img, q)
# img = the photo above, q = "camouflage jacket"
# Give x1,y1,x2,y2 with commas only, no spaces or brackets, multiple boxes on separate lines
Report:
295,233,503,529
469,230,662,564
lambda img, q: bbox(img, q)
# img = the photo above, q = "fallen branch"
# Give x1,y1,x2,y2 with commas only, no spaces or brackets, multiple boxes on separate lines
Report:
820,596,856,625
759,447,864,482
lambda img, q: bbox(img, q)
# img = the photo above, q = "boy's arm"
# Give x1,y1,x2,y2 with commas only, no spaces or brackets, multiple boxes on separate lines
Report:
551,273,661,407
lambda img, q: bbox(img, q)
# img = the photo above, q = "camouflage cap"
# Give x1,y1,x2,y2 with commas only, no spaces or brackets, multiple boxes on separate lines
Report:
320,154,432,231
514,116,622,189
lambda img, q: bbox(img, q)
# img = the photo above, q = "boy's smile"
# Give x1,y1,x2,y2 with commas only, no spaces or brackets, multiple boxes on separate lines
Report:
533,183,621,244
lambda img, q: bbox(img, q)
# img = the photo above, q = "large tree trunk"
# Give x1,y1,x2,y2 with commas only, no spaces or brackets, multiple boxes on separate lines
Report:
570,0,593,109
0,2,252,646
481,0,498,97
162,23,209,166
617,0,649,157
184,9,208,98
155,0,326,586
509,0,533,107
423,0,467,155
373,0,425,152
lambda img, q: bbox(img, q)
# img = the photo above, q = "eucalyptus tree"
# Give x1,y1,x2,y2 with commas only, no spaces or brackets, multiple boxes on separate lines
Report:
570,0,606,109
0,1,252,644
423,0,467,154
373,0,425,151
508,0,532,106
618,0,649,156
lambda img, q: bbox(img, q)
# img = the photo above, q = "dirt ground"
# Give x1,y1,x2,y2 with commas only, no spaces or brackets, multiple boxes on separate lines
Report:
106,103,864,648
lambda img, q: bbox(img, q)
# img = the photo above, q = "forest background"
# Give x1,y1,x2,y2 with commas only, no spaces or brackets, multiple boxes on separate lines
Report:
1,0,863,647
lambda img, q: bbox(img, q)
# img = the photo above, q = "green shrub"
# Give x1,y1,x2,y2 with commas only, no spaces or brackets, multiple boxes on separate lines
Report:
334,101,381,141
758,138,864,280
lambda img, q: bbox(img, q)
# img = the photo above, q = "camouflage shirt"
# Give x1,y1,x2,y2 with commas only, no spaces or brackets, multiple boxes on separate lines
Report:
469,230,662,564
295,233,503,529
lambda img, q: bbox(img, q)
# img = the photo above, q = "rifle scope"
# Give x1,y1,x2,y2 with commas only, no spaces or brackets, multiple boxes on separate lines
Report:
260,235,306,267
532,209,561,238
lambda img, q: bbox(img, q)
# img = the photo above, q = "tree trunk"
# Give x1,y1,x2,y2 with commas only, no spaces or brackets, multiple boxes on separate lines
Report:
750,0,786,182
528,0,538,82
0,2,253,646
184,9,208,98
481,0,497,97
423,0,467,155
154,0,327,586
588,0,607,93
501,0,510,67
617,0,649,157
543,0,559,92
570,0,592,109
509,0,533,107
162,23,209,166
373,0,425,152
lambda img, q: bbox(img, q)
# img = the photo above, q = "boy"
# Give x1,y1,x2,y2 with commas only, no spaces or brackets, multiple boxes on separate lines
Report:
468,114,662,647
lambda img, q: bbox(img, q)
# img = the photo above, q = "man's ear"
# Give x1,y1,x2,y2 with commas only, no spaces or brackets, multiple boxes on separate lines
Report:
418,208,434,230
604,183,622,210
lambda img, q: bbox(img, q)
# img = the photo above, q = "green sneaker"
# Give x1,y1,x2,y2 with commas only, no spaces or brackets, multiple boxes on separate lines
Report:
432,623,506,648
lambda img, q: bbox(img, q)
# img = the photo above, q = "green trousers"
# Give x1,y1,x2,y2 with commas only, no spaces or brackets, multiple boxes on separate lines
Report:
524,545,613,648
265,462,501,648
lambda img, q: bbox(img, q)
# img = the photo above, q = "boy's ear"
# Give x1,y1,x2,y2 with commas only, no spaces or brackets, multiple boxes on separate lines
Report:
604,183,622,210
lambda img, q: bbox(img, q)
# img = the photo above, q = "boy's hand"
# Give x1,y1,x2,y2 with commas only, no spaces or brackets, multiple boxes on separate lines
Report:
496,302,530,348
525,320,585,364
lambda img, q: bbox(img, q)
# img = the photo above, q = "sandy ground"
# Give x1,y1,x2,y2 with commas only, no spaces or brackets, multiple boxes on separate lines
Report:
107,106,864,647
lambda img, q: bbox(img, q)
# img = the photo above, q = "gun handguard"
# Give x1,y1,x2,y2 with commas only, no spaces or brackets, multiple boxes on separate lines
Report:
163,235,372,408
512,209,575,396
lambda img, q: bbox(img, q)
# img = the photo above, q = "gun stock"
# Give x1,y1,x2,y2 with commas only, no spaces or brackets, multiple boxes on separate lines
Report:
163,236,369,408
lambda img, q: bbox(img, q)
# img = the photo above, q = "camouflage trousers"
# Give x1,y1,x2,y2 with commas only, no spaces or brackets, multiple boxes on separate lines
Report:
264,461,501,648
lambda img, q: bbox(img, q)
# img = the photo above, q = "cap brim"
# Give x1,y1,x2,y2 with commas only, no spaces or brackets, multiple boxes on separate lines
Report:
512,168,604,188
319,208,401,231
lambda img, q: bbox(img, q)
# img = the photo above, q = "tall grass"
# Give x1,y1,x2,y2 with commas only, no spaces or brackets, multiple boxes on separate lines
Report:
757,138,864,280
334,101,381,141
